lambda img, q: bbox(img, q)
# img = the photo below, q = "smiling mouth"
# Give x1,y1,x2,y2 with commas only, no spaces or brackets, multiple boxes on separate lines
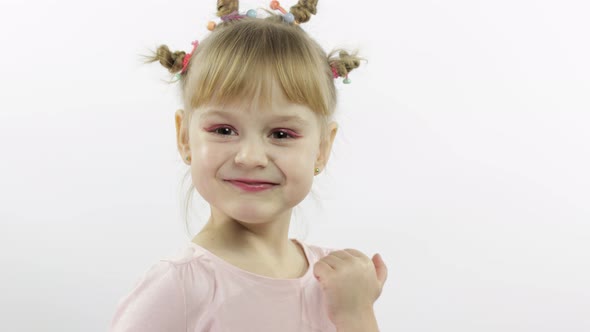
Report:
225,180,278,192
227,178,278,185
234,181,275,185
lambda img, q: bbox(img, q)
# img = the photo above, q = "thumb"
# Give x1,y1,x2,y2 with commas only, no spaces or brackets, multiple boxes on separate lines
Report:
372,253,388,288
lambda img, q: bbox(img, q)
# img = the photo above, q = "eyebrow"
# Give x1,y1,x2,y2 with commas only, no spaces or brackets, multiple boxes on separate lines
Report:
199,109,309,125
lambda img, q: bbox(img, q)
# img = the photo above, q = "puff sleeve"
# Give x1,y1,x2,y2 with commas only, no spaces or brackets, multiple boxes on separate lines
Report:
110,261,186,332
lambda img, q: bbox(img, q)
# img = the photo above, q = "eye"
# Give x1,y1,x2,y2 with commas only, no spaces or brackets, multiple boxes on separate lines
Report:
271,129,297,139
208,126,237,136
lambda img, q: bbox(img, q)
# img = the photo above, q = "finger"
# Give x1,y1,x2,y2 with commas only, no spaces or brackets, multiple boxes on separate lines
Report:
320,254,346,269
373,253,388,286
343,248,369,260
313,260,333,280
330,250,355,260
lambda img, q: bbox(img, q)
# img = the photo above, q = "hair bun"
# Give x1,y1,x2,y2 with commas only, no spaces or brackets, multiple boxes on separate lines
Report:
329,50,362,78
290,0,318,23
217,0,240,17
141,45,187,74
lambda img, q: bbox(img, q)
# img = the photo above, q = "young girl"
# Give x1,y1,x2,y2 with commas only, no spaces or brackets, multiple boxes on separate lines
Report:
110,1,387,331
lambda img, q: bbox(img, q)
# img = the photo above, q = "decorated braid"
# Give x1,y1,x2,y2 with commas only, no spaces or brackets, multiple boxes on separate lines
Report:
289,0,318,23
216,0,239,17
144,45,186,74
328,50,363,84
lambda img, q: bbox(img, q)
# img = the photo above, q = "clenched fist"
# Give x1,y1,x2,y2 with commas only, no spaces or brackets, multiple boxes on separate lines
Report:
313,249,388,326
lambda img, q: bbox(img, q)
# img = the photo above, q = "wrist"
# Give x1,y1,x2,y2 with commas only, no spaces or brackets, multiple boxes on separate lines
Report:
334,308,379,332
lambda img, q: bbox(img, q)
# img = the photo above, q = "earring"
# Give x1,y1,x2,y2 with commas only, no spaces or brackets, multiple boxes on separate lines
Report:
186,156,191,162
314,167,320,174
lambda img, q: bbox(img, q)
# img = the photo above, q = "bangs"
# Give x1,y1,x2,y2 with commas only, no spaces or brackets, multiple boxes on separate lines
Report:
182,17,334,116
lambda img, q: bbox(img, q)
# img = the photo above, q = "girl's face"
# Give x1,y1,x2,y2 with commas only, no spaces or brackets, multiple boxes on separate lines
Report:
182,87,336,224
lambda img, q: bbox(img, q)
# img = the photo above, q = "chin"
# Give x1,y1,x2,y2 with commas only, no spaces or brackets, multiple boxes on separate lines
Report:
219,200,294,224
227,208,278,224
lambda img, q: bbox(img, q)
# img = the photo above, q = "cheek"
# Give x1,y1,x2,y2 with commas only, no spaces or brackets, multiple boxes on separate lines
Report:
190,141,226,187
284,156,315,202
281,140,316,164
279,145,317,185
196,143,223,165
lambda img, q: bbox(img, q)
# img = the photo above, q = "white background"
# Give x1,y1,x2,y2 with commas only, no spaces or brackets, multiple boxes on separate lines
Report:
1,0,589,331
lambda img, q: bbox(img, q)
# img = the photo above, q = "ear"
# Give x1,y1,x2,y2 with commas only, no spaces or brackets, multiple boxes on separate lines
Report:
175,109,190,164
315,121,338,172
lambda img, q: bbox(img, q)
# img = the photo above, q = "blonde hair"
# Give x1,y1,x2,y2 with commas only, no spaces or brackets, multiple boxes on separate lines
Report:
141,0,364,234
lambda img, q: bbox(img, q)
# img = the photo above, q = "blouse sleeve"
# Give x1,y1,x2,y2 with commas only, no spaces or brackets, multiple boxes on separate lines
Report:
110,261,186,332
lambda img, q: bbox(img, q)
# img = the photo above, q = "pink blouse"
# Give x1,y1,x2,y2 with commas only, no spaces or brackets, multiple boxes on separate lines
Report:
110,238,339,332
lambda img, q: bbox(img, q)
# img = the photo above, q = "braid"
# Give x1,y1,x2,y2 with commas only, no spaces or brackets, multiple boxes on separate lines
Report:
290,0,318,23
216,0,239,17
141,45,186,74
328,50,363,78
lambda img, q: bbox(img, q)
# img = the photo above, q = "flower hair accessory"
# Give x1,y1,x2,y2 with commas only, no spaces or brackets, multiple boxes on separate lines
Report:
181,40,199,74
172,40,199,81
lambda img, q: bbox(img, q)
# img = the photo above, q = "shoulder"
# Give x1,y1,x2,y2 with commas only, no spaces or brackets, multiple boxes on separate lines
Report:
295,239,340,262
109,245,216,332
110,260,187,332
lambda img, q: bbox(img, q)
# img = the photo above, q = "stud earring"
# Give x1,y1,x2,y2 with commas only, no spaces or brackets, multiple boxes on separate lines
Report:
314,167,320,174
186,156,191,162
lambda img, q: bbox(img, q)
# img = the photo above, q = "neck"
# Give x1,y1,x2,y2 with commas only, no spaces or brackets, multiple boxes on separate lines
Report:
197,207,296,260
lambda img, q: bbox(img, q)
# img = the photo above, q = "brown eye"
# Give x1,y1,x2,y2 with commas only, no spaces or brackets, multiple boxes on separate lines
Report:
208,126,237,136
271,130,295,139
216,127,233,135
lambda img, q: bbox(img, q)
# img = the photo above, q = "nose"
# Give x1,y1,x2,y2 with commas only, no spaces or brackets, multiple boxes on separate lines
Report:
234,136,269,168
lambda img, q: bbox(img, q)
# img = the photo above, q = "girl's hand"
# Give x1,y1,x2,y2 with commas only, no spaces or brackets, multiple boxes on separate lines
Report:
313,249,388,326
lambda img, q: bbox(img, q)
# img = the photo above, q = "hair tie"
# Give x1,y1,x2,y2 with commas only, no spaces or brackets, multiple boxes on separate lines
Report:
181,40,199,74
331,66,338,78
330,64,352,84
270,1,296,23
208,9,255,31
172,40,199,81
221,11,246,22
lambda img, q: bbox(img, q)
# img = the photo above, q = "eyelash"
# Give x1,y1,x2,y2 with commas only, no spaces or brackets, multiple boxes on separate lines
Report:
206,126,299,139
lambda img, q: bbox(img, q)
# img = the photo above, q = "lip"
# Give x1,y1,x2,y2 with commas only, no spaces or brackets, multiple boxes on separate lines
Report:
226,180,277,192
229,178,278,185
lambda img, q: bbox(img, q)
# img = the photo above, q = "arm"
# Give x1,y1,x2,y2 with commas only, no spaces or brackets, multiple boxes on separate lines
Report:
334,308,379,332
